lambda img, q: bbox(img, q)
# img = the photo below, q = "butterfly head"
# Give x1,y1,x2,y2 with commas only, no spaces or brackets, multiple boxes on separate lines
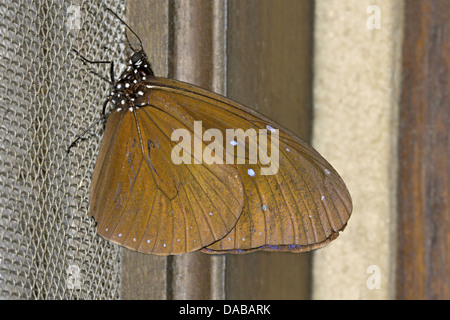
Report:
125,49,154,78
130,49,147,66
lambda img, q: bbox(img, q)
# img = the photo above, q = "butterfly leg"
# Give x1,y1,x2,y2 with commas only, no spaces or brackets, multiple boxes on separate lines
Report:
102,98,111,117
66,112,109,154
72,49,115,84
72,49,114,117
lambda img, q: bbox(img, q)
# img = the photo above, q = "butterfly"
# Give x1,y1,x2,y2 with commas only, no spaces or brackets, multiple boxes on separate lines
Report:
71,10,352,255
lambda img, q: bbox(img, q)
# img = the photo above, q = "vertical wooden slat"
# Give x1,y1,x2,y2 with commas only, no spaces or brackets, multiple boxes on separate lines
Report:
225,0,314,299
397,0,449,300
169,0,227,300
311,0,404,300
122,0,228,300
120,0,170,300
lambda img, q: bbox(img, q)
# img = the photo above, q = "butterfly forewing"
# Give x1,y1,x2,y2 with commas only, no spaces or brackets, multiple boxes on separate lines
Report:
140,77,352,253
86,43,352,255
89,103,244,255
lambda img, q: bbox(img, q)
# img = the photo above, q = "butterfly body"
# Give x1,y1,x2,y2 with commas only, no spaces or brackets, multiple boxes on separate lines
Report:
107,50,154,109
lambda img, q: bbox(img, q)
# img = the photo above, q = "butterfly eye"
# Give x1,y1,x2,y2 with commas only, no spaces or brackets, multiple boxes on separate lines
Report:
130,50,146,65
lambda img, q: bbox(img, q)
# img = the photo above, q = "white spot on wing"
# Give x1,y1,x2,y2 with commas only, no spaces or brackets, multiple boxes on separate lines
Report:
247,169,256,177
266,124,276,133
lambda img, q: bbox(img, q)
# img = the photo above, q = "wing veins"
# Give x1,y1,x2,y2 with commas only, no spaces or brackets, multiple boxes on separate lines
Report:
133,109,178,200
141,105,242,213
276,161,316,244
283,149,333,242
108,157,144,239
136,187,159,250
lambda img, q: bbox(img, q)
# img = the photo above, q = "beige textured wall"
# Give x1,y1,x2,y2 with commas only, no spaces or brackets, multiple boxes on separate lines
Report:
311,0,404,299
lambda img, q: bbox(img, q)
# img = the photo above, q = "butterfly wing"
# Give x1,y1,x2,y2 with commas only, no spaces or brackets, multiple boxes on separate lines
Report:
89,103,244,255
140,77,352,253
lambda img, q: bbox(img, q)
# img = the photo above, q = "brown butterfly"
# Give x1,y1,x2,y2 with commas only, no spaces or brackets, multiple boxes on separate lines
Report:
71,11,352,255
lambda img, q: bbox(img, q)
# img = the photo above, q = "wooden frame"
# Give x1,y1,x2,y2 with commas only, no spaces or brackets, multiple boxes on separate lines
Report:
396,0,449,300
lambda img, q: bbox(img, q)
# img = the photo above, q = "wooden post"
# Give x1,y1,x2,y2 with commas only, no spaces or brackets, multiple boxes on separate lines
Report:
396,0,449,300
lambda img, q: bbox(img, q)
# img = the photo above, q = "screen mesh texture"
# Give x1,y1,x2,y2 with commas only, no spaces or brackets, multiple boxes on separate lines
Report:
0,0,130,299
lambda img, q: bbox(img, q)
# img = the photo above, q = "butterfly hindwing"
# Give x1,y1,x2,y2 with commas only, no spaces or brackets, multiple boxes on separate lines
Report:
141,77,352,253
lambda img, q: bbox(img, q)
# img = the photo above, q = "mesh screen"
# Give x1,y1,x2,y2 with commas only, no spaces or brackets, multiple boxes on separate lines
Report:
0,0,129,299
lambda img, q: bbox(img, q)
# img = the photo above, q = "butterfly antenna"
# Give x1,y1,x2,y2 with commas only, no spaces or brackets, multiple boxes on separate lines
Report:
106,8,143,51
72,49,114,83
